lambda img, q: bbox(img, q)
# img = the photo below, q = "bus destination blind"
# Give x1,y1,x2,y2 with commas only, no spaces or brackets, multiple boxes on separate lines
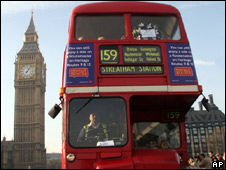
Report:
165,111,183,121
100,66,163,75
122,45,162,64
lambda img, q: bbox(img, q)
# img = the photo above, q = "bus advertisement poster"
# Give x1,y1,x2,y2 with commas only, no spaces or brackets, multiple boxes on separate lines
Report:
166,43,198,84
64,43,95,85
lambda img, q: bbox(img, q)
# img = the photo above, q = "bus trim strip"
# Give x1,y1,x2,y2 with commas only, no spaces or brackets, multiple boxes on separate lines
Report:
65,85,199,93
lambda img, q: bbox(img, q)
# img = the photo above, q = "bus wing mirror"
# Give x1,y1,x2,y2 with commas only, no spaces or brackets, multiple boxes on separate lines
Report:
201,97,210,112
48,104,61,119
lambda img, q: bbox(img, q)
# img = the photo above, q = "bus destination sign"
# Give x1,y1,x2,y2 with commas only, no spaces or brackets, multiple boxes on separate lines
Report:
100,65,163,75
123,45,162,64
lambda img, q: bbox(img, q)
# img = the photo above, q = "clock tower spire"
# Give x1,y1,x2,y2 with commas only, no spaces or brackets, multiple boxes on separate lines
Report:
14,11,46,169
19,10,39,53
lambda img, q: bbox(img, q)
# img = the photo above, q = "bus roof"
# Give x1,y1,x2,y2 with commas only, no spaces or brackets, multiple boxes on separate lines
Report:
72,1,180,15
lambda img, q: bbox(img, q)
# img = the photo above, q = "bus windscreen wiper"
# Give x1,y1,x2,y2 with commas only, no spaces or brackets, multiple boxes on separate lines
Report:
76,93,99,114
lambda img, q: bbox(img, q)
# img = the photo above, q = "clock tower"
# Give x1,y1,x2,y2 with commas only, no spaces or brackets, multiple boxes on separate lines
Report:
14,11,46,169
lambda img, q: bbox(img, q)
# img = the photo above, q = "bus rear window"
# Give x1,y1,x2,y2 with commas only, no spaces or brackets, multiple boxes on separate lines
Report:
132,16,181,40
75,15,125,40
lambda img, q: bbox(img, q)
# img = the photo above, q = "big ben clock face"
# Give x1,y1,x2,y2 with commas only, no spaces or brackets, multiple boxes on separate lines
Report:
20,64,34,79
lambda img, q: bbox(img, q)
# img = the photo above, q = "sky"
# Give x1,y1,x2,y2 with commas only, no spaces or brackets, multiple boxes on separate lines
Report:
1,1,225,153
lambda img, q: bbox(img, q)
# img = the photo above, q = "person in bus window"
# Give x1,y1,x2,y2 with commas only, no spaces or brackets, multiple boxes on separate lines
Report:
77,113,109,144
121,34,126,40
78,36,84,40
159,139,170,149
98,36,105,40
149,139,159,149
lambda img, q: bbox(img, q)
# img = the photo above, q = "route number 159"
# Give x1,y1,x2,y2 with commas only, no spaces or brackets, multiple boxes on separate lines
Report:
99,46,119,64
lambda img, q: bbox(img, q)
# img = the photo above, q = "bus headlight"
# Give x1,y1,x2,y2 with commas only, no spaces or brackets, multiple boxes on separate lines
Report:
66,153,76,162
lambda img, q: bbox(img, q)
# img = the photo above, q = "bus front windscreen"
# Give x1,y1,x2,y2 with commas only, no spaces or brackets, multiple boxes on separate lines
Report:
75,15,125,40
132,15,181,40
68,97,128,148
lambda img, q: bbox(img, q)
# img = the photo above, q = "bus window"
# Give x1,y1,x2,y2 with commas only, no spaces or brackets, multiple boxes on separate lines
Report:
133,122,180,149
68,97,127,148
132,16,181,40
75,15,125,40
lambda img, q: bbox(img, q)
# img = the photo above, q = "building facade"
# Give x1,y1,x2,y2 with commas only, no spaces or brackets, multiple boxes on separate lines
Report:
1,137,14,169
1,12,46,169
186,94,225,158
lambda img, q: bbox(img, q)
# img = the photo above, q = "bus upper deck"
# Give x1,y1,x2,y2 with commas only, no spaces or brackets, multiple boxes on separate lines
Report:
63,1,201,97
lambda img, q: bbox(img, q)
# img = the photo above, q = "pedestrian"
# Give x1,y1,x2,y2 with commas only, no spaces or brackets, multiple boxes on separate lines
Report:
186,157,201,169
223,152,225,169
198,153,212,169
215,153,224,169
209,151,214,162
194,155,200,168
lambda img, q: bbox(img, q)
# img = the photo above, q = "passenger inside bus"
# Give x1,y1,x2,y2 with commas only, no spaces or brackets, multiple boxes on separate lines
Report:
149,138,159,149
78,36,84,40
159,140,170,149
97,36,105,40
121,34,126,40
133,122,180,149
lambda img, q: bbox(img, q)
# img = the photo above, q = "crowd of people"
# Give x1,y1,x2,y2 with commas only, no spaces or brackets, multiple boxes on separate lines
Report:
186,152,225,169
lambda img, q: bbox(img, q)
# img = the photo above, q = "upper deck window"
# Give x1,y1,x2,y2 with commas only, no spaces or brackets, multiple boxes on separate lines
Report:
132,16,181,40
75,15,125,40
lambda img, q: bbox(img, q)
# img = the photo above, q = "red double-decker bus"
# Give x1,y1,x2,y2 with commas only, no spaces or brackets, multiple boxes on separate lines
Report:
49,2,204,169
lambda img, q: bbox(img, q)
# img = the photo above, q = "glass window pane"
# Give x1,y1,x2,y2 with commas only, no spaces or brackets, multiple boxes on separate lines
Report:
194,144,199,152
69,97,127,148
131,15,181,40
187,135,190,143
192,128,197,135
201,135,206,143
75,15,125,40
193,136,199,143
133,122,180,149
186,129,190,134
208,127,213,134
200,127,205,134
